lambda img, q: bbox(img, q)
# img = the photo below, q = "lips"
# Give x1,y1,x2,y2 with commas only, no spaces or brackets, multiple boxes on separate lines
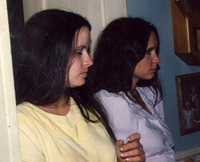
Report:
150,68,157,72
80,71,88,77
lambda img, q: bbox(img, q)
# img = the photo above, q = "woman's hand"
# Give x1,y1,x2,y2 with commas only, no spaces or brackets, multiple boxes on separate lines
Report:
116,133,145,162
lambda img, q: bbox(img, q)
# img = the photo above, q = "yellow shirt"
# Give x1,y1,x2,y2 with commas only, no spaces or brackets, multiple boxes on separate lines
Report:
17,98,116,162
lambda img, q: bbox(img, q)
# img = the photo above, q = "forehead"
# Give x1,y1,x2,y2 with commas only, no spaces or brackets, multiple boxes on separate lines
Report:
76,27,90,47
147,32,158,48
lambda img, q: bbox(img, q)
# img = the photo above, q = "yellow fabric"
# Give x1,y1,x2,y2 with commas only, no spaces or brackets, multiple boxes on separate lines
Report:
17,98,116,162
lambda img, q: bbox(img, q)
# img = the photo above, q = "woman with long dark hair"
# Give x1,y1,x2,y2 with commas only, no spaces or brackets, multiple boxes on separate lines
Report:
89,17,175,162
13,10,144,162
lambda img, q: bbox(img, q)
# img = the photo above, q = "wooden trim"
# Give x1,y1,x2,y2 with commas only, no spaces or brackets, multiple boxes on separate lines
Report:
171,0,200,66
175,146,200,161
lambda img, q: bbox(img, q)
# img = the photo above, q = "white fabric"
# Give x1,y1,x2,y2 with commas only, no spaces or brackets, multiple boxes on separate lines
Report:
95,87,175,162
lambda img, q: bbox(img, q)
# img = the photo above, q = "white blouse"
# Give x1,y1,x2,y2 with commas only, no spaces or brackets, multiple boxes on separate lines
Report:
95,87,175,162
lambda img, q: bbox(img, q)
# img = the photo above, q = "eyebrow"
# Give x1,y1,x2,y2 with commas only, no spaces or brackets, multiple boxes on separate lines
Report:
146,47,156,51
76,45,87,49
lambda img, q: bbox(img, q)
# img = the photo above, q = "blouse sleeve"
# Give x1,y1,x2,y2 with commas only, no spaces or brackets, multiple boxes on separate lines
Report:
17,111,45,162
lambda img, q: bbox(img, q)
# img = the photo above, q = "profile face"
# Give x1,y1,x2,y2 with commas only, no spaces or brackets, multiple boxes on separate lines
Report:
68,27,93,88
132,32,160,83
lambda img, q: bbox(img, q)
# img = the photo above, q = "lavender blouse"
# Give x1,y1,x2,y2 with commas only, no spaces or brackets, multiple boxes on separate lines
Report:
95,87,175,162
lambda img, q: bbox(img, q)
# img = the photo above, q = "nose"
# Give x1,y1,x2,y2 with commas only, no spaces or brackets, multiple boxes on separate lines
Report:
83,53,93,67
153,53,160,63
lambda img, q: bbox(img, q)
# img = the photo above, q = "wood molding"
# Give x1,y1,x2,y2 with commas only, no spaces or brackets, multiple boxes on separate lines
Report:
171,0,200,66
175,146,200,161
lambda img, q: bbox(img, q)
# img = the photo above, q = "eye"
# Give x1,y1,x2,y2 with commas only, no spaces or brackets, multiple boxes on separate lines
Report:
145,47,156,57
146,49,152,56
87,47,90,54
74,47,84,55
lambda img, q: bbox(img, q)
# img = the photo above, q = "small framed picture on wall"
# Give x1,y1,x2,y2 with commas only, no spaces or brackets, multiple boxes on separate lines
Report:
176,72,200,135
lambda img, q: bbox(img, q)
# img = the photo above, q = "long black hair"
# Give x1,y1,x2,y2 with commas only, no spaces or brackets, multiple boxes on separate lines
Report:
89,17,163,104
13,9,115,141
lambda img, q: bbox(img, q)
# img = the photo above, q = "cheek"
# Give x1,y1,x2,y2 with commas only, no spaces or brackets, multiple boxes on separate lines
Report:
67,65,76,83
68,60,79,75
64,71,71,87
142,59,151,65
133,67,143,77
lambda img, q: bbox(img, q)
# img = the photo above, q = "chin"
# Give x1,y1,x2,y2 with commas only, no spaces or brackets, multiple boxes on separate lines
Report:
78,81,86,87
144,75,155,80
69,81,86,88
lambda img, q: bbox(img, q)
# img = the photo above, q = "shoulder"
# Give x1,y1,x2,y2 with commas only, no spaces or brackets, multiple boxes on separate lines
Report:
137,86,161,103
17,102,47,131
94,89,124,103
94,90,128,110
17,102,40,119
17,103,36,130
137,87,165,119
137,86,155,97
17,103,43,148
17,103,46,161
95,89,113,98
17,102,36,120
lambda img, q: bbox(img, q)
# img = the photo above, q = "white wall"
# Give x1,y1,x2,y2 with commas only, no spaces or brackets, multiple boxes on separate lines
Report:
23,0,127,51
0,0,21,161
1,0,127,161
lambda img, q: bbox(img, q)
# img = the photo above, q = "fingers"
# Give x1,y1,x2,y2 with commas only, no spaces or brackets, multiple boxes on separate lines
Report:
116,133,145,162
116,140,124,148
120,149,145,162
120,155,145,162
126,133,141,142
120,140,140,152
120,133,141,152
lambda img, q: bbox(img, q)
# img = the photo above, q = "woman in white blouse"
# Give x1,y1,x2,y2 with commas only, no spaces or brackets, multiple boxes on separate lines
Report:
89,17,175,162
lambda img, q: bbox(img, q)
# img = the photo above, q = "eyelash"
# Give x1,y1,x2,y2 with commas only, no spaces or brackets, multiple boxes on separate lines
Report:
146,50,152,55
146,47,157,56
75,47,84,55
75,47,90,55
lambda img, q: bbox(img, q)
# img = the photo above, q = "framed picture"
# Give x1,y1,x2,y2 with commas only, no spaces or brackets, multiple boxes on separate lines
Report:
194,28,200,53
176,72,200,135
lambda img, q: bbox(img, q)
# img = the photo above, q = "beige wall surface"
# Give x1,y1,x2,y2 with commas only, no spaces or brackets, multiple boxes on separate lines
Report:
23,0,127,52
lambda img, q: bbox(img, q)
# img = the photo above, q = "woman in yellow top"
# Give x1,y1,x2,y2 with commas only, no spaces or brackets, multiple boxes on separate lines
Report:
13,9,145,162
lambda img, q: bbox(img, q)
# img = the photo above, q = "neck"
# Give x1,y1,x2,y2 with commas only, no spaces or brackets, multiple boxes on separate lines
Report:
129,86,152,115
131,78,139,91
37,95,71,116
